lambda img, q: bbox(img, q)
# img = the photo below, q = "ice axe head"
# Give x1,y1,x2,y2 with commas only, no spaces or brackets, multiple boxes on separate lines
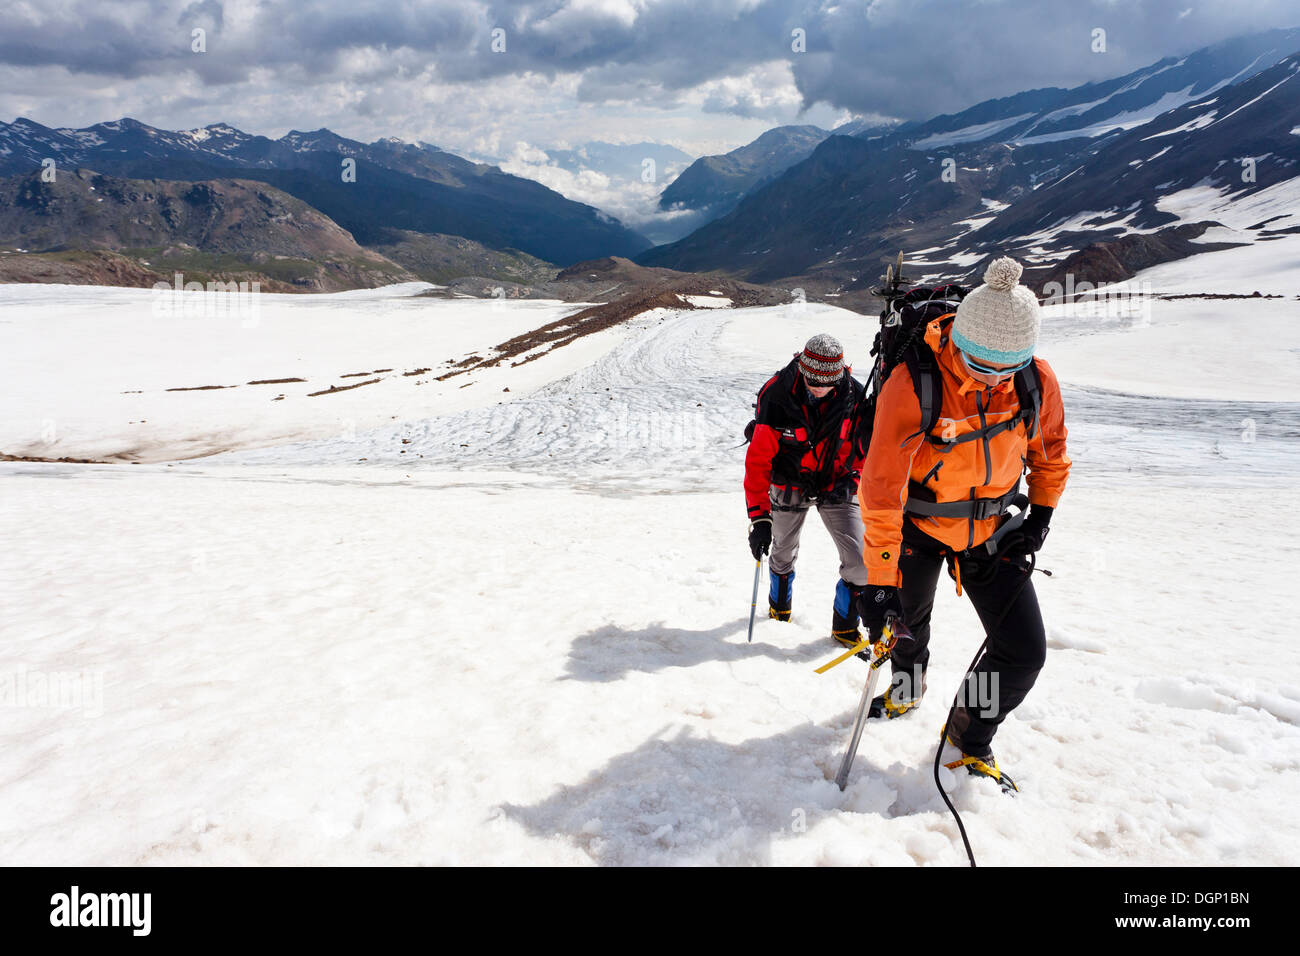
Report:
877,612,913,654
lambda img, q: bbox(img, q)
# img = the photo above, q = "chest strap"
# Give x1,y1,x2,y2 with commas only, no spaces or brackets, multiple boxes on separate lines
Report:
927,409,1031,451
905,482,1023,522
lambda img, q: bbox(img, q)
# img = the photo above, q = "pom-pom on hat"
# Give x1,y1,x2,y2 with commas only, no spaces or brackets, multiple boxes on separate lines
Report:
798,333,845,385
952,256,1041,367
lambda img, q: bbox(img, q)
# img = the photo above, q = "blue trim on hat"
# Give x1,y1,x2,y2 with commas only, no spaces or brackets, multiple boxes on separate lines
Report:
951,327,1035,367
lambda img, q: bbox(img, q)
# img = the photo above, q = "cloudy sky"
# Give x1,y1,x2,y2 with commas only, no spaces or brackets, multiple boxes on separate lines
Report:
3,0,1298,230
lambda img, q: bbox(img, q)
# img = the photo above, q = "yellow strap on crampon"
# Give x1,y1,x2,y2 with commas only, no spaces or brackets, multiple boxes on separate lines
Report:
814,621,895,674
814,640,871,674
944,755,999,778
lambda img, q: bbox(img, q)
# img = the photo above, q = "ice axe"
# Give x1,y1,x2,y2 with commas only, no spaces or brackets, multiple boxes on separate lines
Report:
815,613,914,791
746,556,764,643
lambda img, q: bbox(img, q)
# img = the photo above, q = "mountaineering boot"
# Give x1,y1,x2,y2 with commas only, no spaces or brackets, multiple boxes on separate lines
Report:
768,569,794,622
941,731,1019,794
868,669,926,719
831,579,865,655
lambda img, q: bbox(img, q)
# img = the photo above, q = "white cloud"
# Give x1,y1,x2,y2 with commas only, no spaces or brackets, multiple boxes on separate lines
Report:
4,0,1296,238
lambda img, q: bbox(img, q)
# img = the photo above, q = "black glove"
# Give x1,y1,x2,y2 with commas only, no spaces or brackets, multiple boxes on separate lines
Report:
748,517,772,560
997,505,1053,557
856,584,904,638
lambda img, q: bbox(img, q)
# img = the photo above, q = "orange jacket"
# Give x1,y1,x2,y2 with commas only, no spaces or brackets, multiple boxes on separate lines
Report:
858,318,1071,586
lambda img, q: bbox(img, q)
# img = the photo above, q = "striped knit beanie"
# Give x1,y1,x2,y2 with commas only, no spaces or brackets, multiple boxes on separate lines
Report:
952,257,1041,367
798,333,844,385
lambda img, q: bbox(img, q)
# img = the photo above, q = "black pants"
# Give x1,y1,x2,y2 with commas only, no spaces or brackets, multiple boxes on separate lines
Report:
891,520,1046,756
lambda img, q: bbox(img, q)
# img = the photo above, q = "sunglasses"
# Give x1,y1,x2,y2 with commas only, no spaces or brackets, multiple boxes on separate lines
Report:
961,351,1032,378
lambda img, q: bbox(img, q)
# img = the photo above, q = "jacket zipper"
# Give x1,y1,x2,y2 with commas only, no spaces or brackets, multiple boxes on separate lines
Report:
970,389,993,549
976,389,992,485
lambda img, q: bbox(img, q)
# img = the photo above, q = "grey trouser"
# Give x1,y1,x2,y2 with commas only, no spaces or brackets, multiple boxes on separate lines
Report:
768,486,868,586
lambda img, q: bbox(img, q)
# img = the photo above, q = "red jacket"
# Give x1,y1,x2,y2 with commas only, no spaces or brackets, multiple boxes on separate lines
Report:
744,359,868,519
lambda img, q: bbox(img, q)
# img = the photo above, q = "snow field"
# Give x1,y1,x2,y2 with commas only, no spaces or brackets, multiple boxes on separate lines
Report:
0,282,618,463
1,465,1295,865
3,238,1300,865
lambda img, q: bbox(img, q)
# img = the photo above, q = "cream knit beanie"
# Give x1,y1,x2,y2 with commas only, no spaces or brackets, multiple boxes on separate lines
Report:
952,257,1040,366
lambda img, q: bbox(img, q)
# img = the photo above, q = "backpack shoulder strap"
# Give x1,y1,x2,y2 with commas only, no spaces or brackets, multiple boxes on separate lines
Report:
903,336,942,438
1013,360,1042,441
753,358,799,424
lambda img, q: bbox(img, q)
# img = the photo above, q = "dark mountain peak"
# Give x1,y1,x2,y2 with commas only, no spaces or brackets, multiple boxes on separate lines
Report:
6,116,52,131
279,127,365,154
185,122,252,144
751,124,827,143
93,117,153,132
368,137,417,153
727,124,828,158
657,124,834,215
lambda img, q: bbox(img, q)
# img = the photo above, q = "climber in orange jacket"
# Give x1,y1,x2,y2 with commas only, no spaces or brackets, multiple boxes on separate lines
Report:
856,256,1071,791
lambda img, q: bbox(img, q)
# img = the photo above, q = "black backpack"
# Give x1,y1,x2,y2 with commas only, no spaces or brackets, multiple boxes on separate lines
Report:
860,271,1041,455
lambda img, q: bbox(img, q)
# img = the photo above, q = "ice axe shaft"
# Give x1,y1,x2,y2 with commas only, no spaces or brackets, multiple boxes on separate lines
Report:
746,557,763,643
829,615,913,791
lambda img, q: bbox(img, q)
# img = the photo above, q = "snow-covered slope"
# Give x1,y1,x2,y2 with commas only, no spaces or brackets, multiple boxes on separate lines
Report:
640,30,1300,292
970,52,1300,270
873,26,1300,151
0,283,621,462
2,259,1298,865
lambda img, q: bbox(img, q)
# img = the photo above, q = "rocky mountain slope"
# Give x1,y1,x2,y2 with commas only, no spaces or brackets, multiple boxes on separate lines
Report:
0,118,651,267
0,169,413,291
636,29,1300,300
656,125,831,218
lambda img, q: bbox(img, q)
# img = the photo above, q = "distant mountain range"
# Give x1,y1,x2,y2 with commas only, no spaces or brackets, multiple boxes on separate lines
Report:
0,117,652,271
3,27,1299,299
657,125,832,218
637,27,1300,300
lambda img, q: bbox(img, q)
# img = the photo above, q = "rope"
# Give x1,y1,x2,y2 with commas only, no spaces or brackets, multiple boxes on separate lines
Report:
932,550,1037,867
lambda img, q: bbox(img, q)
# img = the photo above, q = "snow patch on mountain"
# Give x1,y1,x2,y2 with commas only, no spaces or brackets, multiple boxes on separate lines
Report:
1207,59,1300,127
909,113,1037,150
1015,87,1207,145
1142,111,1218,139
1156,176,1300,232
